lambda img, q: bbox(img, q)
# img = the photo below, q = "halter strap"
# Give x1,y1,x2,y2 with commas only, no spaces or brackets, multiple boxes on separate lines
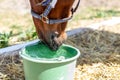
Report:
71,0,80,13
31,0,80,24
31,10,73,24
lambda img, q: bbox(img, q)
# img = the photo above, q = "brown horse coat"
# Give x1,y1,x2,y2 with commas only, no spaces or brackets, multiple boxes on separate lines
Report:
29,0,76,50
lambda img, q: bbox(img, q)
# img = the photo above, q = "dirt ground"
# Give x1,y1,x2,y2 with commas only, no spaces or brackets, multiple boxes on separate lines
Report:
1,0,120,12
80,0,120,8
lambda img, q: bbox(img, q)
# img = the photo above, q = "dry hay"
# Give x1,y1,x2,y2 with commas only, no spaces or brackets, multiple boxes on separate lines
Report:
65,28,120,80
0,28,120,80
0,51,24,80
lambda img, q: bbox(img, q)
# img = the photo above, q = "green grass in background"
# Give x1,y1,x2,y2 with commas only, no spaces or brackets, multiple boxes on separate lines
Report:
78,8,120,19
0,31,12,48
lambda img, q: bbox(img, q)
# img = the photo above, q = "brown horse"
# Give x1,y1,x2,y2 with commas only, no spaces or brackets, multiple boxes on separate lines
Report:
29,0,80,50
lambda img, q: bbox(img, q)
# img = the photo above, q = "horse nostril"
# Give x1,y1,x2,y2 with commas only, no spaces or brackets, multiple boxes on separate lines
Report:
51,32,59,39
51,34,54,40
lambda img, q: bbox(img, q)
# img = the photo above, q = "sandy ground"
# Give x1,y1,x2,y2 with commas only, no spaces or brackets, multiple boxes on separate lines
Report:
0,0,30,13
1,0,120,12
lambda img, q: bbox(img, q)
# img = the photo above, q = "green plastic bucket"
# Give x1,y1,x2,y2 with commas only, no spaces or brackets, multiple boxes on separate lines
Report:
20,41,80,80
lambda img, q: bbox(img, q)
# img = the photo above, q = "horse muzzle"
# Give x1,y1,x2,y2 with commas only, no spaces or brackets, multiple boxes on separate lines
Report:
49,32,62,50
39,31,67,50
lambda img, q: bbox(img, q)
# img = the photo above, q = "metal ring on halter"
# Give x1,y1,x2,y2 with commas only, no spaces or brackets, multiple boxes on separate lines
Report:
40,14,49,24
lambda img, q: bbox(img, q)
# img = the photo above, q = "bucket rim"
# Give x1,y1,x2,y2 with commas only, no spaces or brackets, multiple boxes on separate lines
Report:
19,43,80,63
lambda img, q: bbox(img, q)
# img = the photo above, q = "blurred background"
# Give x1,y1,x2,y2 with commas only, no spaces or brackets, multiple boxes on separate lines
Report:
0,0,120,48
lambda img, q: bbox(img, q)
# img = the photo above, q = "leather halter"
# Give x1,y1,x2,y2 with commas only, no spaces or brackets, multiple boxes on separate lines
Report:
31,0,80,24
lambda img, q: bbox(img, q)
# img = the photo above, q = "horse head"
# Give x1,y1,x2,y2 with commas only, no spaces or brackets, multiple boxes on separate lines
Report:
29,0,80,50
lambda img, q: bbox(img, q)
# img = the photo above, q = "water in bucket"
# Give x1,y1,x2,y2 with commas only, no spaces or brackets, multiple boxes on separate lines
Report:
22,41,77,61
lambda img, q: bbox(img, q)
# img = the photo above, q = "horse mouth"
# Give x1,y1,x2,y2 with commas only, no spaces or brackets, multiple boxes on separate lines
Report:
49,33,62,50
49,37,62,50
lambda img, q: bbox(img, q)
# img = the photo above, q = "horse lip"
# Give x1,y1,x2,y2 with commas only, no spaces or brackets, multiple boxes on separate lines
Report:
44,32,61,50
49,36,62,50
